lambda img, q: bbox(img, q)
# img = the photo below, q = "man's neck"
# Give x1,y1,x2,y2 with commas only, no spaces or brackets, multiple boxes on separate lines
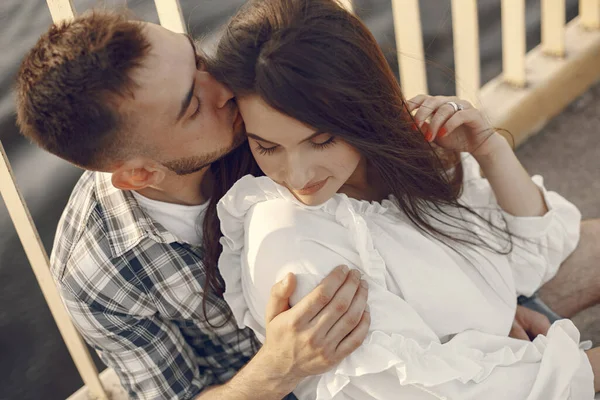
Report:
136,167,212,206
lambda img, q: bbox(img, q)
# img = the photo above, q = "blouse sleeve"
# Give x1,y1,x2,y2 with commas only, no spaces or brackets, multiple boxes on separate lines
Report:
217,175,593,400
459,155,582,297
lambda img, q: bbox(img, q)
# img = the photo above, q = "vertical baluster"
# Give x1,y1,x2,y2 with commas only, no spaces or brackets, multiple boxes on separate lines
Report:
391,0,428,99
580,0,600,29
0,143,107,399
154,0,187,34
451,0,480,105
542,0,566,57
46,0,75,22
338,0,353,12
501,0,527,87
6,3,112,399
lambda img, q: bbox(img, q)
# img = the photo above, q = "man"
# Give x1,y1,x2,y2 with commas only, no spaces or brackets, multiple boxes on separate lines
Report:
15,9,600,400
16,12,368,400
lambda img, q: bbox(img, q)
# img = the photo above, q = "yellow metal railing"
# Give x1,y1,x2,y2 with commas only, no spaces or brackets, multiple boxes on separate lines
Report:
1,0,599,398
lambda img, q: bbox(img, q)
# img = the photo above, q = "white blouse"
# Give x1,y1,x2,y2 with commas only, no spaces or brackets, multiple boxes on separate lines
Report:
217,156,594,400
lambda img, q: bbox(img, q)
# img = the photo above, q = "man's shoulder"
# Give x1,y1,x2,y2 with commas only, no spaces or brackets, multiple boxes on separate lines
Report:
50,171,144,296
50,170,101,274
50,171,209,311
50,172,115,292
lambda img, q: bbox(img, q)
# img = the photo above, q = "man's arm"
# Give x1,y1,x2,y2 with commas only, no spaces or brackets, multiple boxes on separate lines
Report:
197,266,370,399
62,263,368,400
60,286,213,400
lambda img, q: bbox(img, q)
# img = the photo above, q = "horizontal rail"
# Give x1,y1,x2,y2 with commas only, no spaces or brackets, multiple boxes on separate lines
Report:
480,16,600,145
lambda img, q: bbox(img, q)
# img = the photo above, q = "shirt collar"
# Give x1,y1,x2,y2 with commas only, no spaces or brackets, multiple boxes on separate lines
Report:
94,172,181,257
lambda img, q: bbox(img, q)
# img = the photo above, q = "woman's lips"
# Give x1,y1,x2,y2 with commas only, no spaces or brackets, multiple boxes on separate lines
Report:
296,178,328,196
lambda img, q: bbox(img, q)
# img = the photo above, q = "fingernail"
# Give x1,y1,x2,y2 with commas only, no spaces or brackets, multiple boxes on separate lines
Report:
411,123,418,132
439,127,447,138
360,279,369,289
425,131,433,142
365,304,371,313
341,265,349,274
351,269,361,278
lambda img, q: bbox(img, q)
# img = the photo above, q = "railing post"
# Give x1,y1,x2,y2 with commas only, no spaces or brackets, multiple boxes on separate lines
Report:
154,0,187,34
451,0,480,105
0,143,108,400
501,0,527,87
9,2,111,399
542,0,566,57
46,0,76,22
580,0,600,29
391,0,428,99
338,0,353,12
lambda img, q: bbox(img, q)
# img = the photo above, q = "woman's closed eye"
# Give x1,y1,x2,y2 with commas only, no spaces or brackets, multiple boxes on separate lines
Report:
310,134,336,150
255,142,278,156
255,135,337,156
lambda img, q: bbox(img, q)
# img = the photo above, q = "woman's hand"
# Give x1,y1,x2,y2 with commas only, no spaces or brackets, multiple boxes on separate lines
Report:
407,94,549,217
509,305,551,341
406,94,504,158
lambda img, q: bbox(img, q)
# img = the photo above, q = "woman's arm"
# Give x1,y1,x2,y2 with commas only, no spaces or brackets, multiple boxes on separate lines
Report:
472,134,548,217
244,221,594,399
409,94,581,294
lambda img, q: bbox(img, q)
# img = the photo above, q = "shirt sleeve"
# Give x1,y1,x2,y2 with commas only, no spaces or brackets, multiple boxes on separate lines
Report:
58,266,210,400
459,155,582,296
218,184,593,400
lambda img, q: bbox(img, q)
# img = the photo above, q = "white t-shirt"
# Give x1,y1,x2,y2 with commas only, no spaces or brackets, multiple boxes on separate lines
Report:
217,155,593,400
132,191,208,246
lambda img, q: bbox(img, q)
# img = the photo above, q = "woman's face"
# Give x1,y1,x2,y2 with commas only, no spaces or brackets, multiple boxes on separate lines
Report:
238,95,362,206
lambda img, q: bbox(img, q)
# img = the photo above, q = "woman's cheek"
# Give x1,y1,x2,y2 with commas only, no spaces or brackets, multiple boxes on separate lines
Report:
329,142,361,172
252,152,279,178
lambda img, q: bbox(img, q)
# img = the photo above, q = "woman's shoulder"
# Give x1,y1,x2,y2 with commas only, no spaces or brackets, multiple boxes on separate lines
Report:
218,175,308,221
217,176,330,237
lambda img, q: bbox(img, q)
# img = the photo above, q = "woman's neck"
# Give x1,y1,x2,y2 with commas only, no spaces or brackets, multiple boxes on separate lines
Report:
338,157,388,203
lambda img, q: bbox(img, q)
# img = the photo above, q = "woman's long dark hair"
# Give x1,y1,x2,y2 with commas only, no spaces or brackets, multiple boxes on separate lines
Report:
201,0,511,323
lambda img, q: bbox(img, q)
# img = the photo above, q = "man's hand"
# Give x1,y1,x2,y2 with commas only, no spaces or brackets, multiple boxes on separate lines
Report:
257,265,370,394
509,305,551,341
198,266,369,400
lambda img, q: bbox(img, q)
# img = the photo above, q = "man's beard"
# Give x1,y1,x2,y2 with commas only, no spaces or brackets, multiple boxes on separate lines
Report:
162,130,246,176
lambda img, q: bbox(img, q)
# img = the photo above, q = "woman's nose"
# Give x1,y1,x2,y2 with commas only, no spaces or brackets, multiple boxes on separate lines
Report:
284,156,313,190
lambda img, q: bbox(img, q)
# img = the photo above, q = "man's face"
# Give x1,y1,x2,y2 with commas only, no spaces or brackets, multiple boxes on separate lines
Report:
122,23,243,175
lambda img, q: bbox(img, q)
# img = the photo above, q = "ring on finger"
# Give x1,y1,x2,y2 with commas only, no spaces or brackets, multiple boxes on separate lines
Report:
445,101,464,113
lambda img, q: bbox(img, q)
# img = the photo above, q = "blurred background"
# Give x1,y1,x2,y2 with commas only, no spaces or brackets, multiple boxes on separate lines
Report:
1,1,598,399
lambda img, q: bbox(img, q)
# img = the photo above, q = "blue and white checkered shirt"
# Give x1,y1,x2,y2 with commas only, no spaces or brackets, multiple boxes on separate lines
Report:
50,171,260,399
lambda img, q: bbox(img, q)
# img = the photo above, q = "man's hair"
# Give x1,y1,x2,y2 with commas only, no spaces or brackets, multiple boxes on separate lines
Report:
15,10,151,169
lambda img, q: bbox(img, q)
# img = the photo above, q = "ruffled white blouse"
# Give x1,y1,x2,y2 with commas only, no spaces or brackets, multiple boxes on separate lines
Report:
217,156,594,400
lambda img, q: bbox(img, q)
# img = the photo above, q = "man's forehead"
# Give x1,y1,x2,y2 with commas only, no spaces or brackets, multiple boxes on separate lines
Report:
144,23,187,58
126,24,194,112
133,25,191,85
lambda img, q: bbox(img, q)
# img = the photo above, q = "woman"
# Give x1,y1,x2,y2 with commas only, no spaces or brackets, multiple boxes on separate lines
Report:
203,0,598,398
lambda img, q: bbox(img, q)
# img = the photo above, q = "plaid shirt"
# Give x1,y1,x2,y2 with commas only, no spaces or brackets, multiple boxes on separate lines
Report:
50,171,265,399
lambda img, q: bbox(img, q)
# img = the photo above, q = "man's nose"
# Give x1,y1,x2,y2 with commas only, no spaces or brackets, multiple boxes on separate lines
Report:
198,71,234,109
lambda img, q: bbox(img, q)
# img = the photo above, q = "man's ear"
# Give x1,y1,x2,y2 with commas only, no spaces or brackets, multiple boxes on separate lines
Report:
111,158,166,191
